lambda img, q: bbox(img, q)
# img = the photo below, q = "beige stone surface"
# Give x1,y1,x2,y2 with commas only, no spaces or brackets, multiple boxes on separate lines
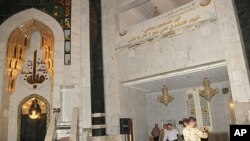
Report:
234,102,250,124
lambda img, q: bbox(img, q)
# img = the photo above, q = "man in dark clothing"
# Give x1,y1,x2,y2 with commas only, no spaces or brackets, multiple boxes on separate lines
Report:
151,123,161,141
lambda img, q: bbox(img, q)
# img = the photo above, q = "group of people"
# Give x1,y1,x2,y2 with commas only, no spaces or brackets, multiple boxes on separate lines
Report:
151,117,209,141
151,123,178,141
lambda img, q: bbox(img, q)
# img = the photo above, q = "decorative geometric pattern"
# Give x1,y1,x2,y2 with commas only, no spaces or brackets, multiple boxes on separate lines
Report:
199,96,211,126
188,94,196,118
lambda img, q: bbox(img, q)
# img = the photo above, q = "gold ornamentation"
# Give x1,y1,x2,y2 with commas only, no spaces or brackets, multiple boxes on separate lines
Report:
65,0,71,17
6,20,54,94
199,0,211,7
157,85,174,106
28,99,42,119
199,78,218,102
119,0,217,48
187,93,196,117
21,50,49,89
119,29,127,36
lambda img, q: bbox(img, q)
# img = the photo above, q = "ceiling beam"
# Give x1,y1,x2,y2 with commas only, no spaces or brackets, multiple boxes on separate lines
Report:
122,61,227,86
117,0,150,14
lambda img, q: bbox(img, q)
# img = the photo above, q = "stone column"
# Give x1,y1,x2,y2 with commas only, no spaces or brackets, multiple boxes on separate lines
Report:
89,0,106,137
234,102,250,124
224,0,250,124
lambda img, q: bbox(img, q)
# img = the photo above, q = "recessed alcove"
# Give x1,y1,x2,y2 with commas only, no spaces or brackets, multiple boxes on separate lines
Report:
121,63,233,141
18,94,50,141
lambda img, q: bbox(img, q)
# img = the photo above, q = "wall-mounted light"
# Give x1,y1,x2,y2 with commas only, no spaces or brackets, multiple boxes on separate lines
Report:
229,102,235,108
199,78,218,102
29,99,42,119
157,85,174,106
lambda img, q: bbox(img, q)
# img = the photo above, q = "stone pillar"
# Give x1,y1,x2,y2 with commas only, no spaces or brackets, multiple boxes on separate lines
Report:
0,94,10,141
224,0,250,123
234,102,250,124
89,0,106,137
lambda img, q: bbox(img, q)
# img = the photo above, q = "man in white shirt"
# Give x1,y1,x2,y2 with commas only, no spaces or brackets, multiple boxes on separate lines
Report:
162,124,168,141
165,123,178,141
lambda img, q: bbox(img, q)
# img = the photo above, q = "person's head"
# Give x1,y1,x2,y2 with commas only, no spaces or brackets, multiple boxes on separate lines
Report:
167,123,173,130
182,118,189,127
155,123,158,128
163,124,167,129
188,117,197,128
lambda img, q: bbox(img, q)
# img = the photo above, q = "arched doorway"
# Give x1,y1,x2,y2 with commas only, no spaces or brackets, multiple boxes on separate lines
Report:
17,94,50,141
0,8,64,141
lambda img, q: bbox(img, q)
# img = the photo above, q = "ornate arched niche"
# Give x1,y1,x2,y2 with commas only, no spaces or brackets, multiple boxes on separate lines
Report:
17,94,50,141
6,20,54,94
0,8,64,141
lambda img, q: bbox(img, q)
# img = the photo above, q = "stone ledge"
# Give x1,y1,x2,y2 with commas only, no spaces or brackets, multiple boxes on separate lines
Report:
87,135,117,141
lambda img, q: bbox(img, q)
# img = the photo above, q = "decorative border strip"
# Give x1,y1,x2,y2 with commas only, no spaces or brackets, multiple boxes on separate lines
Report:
91,113,106,117
63,0,72,65
91,124,107,129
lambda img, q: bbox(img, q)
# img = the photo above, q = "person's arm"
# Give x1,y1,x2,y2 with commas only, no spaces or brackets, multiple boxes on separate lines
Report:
195,128,208,139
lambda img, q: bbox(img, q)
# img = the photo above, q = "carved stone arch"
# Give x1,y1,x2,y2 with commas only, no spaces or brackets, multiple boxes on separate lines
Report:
0,7,64,103
0,8,64,141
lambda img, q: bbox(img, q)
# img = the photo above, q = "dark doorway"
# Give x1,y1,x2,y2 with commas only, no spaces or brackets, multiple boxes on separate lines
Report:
18,94,50,141
21,114,47,141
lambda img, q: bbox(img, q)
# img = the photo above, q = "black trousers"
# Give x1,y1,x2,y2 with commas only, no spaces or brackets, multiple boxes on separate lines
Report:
153,136,159,141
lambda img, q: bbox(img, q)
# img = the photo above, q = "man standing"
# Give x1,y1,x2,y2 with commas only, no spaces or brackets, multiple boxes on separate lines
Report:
151,124,161,141
165,123,179,141
159,124,167,141
183,117,208,141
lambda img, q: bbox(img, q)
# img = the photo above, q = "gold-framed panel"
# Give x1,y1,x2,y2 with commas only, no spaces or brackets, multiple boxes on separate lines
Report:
5,20,54,94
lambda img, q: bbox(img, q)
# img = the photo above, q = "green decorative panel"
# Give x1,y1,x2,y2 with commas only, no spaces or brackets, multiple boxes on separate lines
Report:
0,0,72,65
89,0,106,136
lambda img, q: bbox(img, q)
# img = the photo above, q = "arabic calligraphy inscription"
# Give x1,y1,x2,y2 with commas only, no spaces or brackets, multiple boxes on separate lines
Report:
21,50,49,89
